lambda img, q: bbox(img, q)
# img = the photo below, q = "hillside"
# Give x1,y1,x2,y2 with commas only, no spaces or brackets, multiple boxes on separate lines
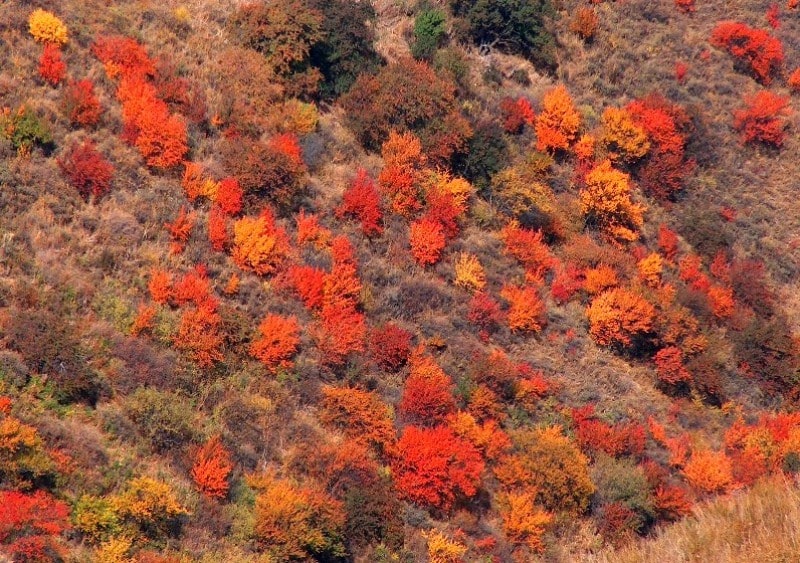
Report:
0,0,799,562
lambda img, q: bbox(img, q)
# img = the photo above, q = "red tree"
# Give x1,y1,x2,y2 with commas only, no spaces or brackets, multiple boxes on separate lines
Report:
369,323,413,371
0,490,70,562
39,44,66,86
57,139,114,202
399,353,456,425
710,21,784,84
393,425,484,510
250,314,301,373
191,435,234,500
208,206,228,251
733,90,790,147
215,177,243,216
337,169,383,236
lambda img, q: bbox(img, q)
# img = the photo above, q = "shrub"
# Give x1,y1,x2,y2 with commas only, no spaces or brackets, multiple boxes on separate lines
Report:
319,386,395,453
112,477,189,538
454,252,487,292
124,388,197,452
249,314,301,373
569,7,599,40
535,85,581,153
336,169,383,236
57,139,114,202
399,353,456,425
586,288,656,349
495,426,595,514
229,0,324,98
221,136,306,205
173,306,224,367
600,107,651,162
393,425,484,510
341,58,471,162
28,9,68,45
0,106,53,153
579,160,645,244
500,284,546,333
307,0,383,99
733,90,790,147
449,0,555,67
412,9,447,61
91,35,155,80
499,96,536,134
682,450,735,494
191,435,233,500
368,324,413,371
62,80,102,126
231,210,291,276
251,472,346,560
710,21,783,84
0,490,70,562
409,217,447,266
38,44,66,86
591,455,655,533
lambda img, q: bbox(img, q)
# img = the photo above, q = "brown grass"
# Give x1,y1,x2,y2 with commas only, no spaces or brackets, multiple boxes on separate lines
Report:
581,476,800,563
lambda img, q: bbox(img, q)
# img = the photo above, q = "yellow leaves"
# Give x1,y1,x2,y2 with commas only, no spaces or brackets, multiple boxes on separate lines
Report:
112,477,189,523
422,529,468,563
535,85,581,153
579,160,646,244
498,490,553,553
94,536,133,563
232,211,290,275
454,253,486,292
182,162,220,201
637,252,664,287
278,99,319,134
29,9,68,45
586,287,656,348
600,107,651,162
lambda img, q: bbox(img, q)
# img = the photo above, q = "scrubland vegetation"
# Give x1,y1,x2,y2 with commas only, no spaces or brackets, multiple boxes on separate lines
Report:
0,0,799,561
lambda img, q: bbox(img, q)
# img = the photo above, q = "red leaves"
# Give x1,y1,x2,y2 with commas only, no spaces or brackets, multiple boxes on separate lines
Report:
164,206,196,254
369,323,413,371
710,21,784,84
191,435,233,500
215,178,243,216
208,206,228,251
500,221,556,282
393,425,484,510
91,35,155,80
0,490,70,561
572,406,646,458
57,139,114,202
249,314,301,373
399,353,456,425
61,80,102,126
38,44,65,86
499,96,536,134
733,90,791,147
654,346,693,386
337,169,383,236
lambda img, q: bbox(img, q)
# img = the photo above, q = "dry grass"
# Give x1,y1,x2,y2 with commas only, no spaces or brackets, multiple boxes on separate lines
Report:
581,476,800,563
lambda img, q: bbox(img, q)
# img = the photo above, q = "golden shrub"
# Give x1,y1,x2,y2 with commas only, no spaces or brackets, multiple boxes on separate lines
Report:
29,9,68,45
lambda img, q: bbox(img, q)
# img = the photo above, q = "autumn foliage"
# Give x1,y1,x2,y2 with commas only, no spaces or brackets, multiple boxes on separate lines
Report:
733,90,791,147
587,288,656,349
399,352,456,425
38,44,65,86
57,139,114,202
0,490,70,562
409,217,447,265
232,209,291,275
369,323,413,371
249,314,301,373
710,21,784,84
535,85,581,153
580,160,645,243
61,80,102,126
393,425,484,510
28,9,68,45
336,169,383,236
191,435,233,500
319,386,395,453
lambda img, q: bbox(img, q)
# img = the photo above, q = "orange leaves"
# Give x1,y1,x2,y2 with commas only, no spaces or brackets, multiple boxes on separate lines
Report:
336,169,383,236
499,96,536,134
135,108,189,169
682,450,735,494
535,85,581,153
28,9,68,45
232,209,290,276
148,269,172,304
164,206,196,254
392,425,484,510
38,44,65,86
174,306,224,367
733,90,791,147
319,386,395,453
500,221,556,282
710,21,784,84
579,160,645,244
91,35,155,80
182,162,218,202
379,131,424,216
283,265,326,310
675,0,696,13
191,435,233,500
586,288,656,348
653,346,693,386
207,206,228,251
500,284,546,333
249,314,300,373
409,217,446,265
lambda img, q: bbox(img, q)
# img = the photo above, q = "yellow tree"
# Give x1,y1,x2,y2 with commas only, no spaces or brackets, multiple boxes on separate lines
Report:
232,209,290,275
579,160,646,244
